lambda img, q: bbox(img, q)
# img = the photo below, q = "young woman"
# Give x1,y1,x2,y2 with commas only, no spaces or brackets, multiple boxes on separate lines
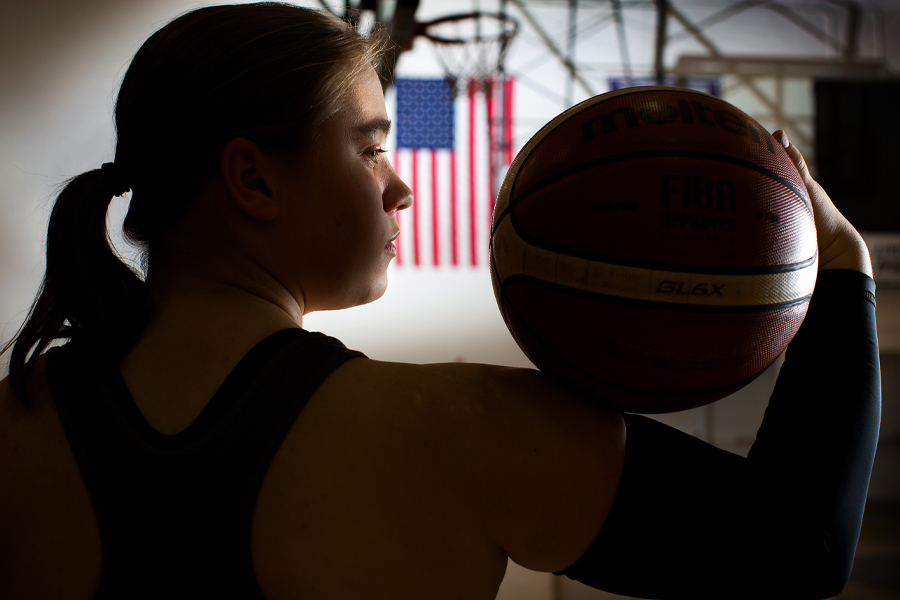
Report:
0,3,879,599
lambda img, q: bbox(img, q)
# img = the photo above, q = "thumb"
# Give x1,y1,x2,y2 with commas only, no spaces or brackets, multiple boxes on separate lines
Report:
774,129,841,242
772,130,872,276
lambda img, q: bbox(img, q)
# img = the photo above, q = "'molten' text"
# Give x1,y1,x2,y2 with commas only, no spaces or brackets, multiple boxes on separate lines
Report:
581,98,776,154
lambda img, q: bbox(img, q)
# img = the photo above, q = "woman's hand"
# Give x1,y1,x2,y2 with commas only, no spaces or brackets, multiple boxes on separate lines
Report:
773,130,873,278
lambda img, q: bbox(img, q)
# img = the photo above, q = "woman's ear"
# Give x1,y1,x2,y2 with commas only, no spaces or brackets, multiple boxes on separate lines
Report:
219,138,280,222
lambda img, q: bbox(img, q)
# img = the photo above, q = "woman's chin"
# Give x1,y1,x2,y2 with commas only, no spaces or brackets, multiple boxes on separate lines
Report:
365,277,389,305
343,278,389,311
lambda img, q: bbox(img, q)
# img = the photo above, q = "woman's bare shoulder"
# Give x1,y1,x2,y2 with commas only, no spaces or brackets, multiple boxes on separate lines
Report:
0,356,57,449
0,357,102,600
252,357,625,597
322,358,624,450
313,358,627,572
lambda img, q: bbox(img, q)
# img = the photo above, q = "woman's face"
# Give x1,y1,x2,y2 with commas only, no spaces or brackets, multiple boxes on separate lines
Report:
276,67,413,313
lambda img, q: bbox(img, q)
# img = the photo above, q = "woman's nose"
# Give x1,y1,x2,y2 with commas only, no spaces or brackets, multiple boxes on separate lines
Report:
384,158,413,213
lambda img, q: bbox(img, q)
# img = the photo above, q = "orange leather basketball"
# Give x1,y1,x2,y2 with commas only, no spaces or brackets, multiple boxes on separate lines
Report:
490,87,817,413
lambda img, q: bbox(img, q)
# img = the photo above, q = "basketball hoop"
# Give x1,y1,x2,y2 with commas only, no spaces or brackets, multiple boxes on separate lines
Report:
416,12,519,99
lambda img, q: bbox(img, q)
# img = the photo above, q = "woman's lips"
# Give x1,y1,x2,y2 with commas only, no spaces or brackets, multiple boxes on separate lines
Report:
386,231,399,254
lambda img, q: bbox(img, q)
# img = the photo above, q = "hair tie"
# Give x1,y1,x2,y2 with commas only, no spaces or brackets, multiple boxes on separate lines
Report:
101,162,131,197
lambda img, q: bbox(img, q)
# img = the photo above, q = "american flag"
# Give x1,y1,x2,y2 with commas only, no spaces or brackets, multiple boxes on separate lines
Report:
392,77,515,267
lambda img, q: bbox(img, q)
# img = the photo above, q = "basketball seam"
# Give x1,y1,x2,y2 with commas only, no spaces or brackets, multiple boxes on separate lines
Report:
500,286,773,399
502,274,813,313
490,249,521,348
523,149,809,213
493,86,794,228
492,149,811,239
500,229,818,275
500,87,718,215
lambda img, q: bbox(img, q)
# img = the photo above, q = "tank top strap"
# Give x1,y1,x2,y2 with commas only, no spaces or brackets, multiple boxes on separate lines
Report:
45,328,366,599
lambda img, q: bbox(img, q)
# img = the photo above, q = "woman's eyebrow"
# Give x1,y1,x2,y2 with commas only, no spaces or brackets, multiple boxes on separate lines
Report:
352,117,392,139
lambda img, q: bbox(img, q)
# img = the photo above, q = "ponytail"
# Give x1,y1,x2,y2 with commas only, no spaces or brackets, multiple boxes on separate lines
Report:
2,169,151,404
3,3,388,405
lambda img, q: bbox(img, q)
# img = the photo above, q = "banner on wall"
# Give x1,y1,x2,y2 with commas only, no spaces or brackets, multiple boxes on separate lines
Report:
393,77,515,268
608,76,721,97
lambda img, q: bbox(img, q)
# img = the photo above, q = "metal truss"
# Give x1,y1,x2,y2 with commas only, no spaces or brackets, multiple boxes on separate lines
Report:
325,0,893,169
498,0,892,166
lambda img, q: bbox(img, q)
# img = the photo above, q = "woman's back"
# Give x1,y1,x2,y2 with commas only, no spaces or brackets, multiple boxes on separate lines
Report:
0,357,102,599
0,295,622,599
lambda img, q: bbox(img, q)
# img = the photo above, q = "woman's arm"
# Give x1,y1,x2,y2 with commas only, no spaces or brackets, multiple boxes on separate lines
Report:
555,268,878,599
553,131,880,598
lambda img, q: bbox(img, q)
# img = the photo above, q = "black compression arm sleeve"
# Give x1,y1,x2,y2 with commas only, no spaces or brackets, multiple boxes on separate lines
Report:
555,270,881,599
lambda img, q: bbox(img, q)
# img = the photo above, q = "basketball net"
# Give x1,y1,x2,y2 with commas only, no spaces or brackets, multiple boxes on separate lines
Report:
419,12,518,99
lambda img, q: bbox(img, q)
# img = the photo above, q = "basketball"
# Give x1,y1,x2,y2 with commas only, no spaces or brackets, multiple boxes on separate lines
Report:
490,87,817,413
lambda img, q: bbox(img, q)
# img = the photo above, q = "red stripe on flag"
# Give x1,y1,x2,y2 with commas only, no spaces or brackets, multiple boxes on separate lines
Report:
486,80,496,233
468,81,477,267
504,77,514,165
394,152,402,265
411,150,420,266
431,149,439,266
450,151,458,266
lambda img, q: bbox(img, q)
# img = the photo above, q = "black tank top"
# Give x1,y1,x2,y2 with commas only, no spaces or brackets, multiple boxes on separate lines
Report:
45,328,365,599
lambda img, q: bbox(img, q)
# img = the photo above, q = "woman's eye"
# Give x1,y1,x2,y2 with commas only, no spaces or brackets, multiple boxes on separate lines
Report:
366,148,387,162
